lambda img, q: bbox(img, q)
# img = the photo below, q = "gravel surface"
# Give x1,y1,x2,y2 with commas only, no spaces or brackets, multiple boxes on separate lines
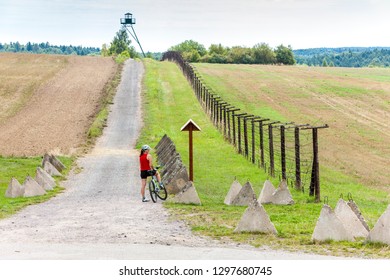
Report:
0,59,344,260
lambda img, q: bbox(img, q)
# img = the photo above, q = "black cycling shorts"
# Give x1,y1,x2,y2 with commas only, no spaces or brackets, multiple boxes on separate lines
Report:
140,169,156,179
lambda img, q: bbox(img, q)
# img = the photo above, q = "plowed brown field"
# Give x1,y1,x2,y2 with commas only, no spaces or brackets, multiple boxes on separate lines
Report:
0,53,117,156
195,63,390,189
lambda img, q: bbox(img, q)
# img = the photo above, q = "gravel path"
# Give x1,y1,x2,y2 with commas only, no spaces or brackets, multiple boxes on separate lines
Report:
0,59,342,260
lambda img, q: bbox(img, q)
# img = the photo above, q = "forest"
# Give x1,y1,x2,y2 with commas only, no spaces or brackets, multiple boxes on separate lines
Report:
294,47,390,67
0,41,100,56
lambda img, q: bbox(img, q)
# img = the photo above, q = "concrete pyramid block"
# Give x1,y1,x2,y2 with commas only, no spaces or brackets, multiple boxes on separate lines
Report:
43,160,62,176
271,180,294,205
231,181,256,206
234,199,277,234
23,176,46,197
367,204,390,245
164,165,189,194
169,181,201,205
35,167,56,191
42,153,66,172
334,199,369,238
5,178,25,198
258,180,276,204
50,155,66,172
224,180,242,205
312,204,354,242
347,200,369,232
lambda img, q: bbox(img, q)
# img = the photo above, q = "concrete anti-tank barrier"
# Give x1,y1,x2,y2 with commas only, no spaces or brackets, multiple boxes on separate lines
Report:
234,198,277,234
258,180,294,205
367,204,390,245
5,178,25,198
155,135,201,204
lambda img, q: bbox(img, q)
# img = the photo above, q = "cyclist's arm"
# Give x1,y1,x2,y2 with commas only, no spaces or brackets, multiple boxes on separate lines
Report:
147,154,154,170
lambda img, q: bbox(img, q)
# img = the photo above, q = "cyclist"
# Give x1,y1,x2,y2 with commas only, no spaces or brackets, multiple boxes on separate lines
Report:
139,144,163,202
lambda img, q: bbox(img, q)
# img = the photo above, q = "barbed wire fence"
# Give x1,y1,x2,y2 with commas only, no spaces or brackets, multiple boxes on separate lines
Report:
162,51,329,202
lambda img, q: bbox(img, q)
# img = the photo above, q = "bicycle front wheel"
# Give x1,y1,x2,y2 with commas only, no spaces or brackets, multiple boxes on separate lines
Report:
156,184,167,200
149,180,157,203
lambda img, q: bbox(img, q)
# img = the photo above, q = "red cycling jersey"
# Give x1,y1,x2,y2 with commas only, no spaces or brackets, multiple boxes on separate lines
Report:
140,153,151,171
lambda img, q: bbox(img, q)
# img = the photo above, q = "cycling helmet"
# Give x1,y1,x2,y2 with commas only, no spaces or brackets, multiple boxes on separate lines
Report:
141,144,151,151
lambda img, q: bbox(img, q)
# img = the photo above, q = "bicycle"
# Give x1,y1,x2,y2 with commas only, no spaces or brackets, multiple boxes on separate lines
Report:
148,167,167,203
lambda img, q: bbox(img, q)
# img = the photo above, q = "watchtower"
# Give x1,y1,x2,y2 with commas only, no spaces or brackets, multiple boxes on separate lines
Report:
120,12,145,57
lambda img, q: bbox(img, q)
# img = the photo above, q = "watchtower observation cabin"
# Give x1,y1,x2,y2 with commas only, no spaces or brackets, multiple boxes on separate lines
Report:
120,13,136,25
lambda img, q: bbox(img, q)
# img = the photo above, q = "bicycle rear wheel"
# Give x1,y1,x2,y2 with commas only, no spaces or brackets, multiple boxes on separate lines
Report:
149,180,157,203
156,184,167,200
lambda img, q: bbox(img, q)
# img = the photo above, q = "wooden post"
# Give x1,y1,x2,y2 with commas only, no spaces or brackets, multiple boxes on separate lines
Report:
259,121,264,168
251,118,255,164
302,124,329,202
181,119,201,181
280,125,286,180
228,109,239,144
268,124,275,177
238,116,242,154
265,121,279,177
232,112,236,146
312,128,320,202
294,127,301,191
243,117,248,157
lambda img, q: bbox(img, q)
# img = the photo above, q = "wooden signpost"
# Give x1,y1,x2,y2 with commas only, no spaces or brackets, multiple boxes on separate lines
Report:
181,119,201,181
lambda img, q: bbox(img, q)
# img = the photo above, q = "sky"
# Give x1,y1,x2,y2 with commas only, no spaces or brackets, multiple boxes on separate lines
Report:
1,0,390,52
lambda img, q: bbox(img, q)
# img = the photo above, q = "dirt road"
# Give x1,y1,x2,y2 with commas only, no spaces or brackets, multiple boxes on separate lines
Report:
0,60,342,260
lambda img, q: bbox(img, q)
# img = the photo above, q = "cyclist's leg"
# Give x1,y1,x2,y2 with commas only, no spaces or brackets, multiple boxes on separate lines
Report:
141,178,147,199
155,171,164,187
140,170,149,202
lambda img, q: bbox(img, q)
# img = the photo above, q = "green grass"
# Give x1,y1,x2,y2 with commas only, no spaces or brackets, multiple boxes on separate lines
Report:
0,155,73,219
87,63,123,141
139,59,390,258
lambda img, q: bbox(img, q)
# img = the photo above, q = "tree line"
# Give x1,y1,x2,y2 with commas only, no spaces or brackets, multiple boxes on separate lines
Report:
4,32,389,68
168,40,296,65
0,41,100,56
294,47,390,67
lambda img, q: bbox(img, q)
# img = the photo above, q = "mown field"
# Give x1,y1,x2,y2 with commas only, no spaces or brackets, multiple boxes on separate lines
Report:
0,53,120,219
138,59,390,258
193,63,390,190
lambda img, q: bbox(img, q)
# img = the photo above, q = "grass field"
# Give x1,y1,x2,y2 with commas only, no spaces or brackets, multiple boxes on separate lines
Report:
139,59,390,258
0,156,73,219
193,64,390,190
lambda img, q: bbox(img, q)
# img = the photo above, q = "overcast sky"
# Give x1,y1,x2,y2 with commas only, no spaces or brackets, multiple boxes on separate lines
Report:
1,0,390,52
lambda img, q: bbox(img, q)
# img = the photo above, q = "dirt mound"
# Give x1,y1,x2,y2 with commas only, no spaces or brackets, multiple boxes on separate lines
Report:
0,55,117,156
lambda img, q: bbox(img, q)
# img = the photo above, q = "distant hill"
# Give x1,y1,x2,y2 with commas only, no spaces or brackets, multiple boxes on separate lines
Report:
0,41,100,56
294,47,390,67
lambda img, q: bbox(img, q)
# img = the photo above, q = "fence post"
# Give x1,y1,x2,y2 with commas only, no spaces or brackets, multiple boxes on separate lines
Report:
302,125,329,202
251,118,255,164
267,121,280,177
259,122,265,168
268,124,274,177
312,128,319,200
234,113,247,154
244,117,248,158
294,127,301,191
280,125,286,180
228,109,240,144
232,112,236,146
238,115,242,154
